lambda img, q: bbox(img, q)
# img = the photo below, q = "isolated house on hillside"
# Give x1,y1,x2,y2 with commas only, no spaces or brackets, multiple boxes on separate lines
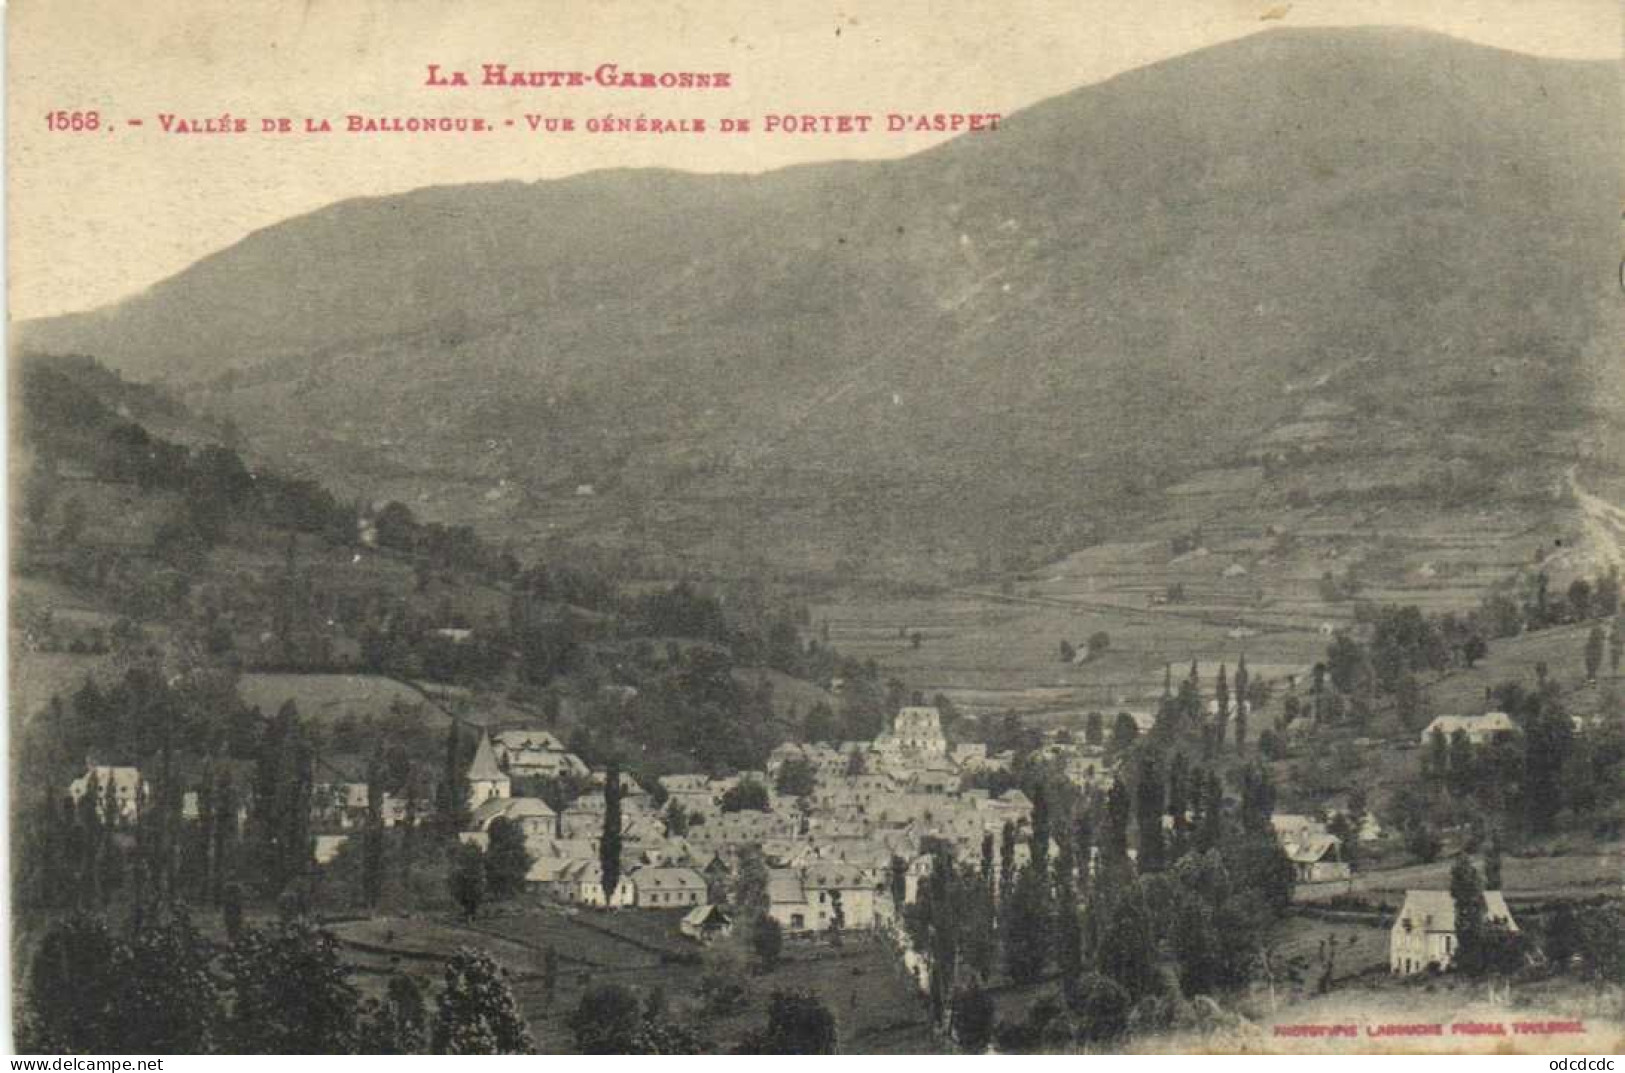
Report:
1419,712,1520,748
1390,889,1518,975
1285,833,1351,883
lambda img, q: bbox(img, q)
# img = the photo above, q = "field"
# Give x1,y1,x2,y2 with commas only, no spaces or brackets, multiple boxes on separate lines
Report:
1420,622,1620,719
1293,852,1624,907
237,673,452,726
808,467,1598,740
329,905,940,1053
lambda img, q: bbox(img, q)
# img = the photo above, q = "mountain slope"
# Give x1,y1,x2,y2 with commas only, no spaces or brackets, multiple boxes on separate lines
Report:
18,28,1622,573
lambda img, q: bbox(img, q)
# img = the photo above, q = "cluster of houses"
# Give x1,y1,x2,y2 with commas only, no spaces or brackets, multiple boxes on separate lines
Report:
64,701,1529,974
440,705,1046,935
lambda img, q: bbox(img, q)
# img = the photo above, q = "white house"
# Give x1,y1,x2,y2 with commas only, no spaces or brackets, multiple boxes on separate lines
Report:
801,863,882,931
1390,889,1518,975
629,866,708,908
557,860,636,908
1419,712,1520,748
67,764,144,824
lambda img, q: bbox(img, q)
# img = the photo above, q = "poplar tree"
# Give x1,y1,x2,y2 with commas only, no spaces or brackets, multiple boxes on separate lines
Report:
601,761,623,905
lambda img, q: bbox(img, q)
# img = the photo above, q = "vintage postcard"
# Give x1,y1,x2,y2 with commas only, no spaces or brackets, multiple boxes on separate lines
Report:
6,0,1623,1057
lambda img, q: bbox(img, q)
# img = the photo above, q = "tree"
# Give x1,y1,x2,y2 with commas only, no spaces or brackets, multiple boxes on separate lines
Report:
1585,625,1605,682
362,974,428,1054
1135,756,1165,873
774,759,816,799
1111,712,1140,751
1483,831,1503,890
23,914,126,1052
601,761,623,904
735,844,770,913
1448,855,1487,973
952,983,996,1053
1068,973,1130,1044
450,842,487,921
568,983,643,1053
1569,578,1594,623
1059,639,1077,663
252,701,315,898
663,798,691,837
433,949,534,1054
1094,883,1160,1001
751,913,784,971
721,779,771,813
1001,864,1052,984
436,721,470,834
1029,784,1051,878
225,918,360,1053
1611,620,1624,676
998,821,1018,895
484,817,532,900
1463,634,1488,668
1424,727,1449,787
362,753,386,909
1088,631,1112,655
755,989,838,1054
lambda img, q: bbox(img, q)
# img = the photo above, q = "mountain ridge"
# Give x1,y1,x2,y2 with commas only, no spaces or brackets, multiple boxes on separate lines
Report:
17,27,1621,574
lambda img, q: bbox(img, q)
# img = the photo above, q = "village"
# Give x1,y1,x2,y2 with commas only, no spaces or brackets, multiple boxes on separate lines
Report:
63,697,1559,986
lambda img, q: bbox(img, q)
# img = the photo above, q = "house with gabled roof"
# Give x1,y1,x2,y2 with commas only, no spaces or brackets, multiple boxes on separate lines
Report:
680,903,734,942
1390,889,1518,975
1285,833,1350,882
557,860,636,908
507,749,589,779
629,866,707,908
492,727,565,759
802,863,882,930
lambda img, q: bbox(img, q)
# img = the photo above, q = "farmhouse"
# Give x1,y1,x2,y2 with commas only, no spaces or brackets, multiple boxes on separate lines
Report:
1389,889,1518,975
1419,712,1520,747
